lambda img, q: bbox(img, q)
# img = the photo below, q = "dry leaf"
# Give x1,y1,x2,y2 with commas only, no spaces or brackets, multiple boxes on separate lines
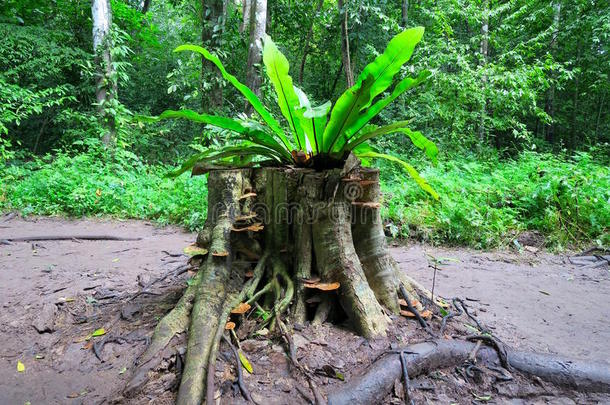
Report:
304,282,340,291
231,302,251,314
398,298,420,307
400,309,432,318
225,321,236,330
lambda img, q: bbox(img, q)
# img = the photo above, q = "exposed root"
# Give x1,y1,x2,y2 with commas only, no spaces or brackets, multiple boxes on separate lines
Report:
124,269,202,397
328,340,610,404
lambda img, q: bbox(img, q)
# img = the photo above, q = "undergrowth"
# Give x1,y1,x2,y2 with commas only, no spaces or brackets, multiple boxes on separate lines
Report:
381,150,609,250
1,150,608,250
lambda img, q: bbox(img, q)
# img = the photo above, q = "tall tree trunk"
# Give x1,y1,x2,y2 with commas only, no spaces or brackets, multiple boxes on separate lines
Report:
401,0,409,26
201,0,224,111
544,2,561,143
240,0,251,34
91,0,117,146
477,0,489,145
142,0,152,13
298,0,324,84
338,0,354,88
245,0,267,114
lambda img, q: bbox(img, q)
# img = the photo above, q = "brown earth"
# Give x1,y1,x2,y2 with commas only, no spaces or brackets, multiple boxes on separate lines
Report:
0,216,608,404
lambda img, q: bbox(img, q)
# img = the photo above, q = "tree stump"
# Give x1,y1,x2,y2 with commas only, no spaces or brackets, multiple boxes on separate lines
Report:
126,158,424,404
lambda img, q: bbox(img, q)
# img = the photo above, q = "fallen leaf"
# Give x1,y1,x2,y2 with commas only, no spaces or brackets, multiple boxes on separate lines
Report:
34,354,44,360
225,321,236,330
184,244,209,257
231,302,251,314
86,328,106,340
539,290,550,296
119,366,127,375
17,360,25,372
67,393,79,399
400,309,432,318
398,298,420,307
95,189,102,197
82,341,94,350
112,258,119,263
238,350,253,373
303,282,340,291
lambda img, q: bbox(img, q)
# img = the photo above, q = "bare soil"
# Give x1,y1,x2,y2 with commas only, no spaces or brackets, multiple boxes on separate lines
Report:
1,216,608,404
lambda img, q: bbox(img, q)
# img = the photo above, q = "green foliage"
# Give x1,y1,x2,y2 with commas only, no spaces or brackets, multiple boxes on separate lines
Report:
0,150,208,230
382,151,609,249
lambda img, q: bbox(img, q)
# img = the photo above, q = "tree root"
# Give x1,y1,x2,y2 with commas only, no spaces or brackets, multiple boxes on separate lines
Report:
327,340,610,404
3,234,142,242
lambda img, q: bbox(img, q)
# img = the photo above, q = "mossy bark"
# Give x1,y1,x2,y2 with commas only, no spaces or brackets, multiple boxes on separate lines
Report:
126,159,423,403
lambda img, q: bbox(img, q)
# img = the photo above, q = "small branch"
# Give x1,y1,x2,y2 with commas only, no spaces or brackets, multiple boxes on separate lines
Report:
222,334,253,402
399,283,428,329
4,235,142,242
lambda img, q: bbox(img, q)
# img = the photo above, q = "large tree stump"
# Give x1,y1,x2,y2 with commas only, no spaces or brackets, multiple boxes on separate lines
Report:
126,159,424,404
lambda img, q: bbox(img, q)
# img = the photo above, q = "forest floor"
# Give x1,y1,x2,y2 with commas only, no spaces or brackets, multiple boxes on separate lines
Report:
0,216,608,404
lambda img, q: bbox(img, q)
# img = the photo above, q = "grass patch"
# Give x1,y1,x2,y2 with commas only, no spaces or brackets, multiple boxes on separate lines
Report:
381,151,609,249
2,150,607,250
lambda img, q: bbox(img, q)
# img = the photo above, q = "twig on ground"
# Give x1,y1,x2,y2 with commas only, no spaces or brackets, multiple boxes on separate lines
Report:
222,334,253,402
4,235,142,242
399,350,414,405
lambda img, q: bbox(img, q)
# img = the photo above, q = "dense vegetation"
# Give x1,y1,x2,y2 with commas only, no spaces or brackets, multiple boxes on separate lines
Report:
1,0,608,249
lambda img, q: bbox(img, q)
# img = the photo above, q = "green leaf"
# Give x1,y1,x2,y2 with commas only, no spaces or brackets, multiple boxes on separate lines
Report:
323,27,425,153
262,36,304,150
238,350,253,373
91,328,106,337
293,86,331,154
397,128,438,164
167,143,282,177
355,151,439,200
174,44,292,151
340,70,431,151
345,120,413,152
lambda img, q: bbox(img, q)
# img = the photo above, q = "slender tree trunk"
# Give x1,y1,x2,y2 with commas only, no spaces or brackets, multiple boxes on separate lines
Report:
298,0,324,84
477,0,489,146
201,0,224,111
338,0,354,88
142,0,152,13
401,0,409,26
240,0,251,34
544,2,561,143
245,0,267,113
91,0,117,146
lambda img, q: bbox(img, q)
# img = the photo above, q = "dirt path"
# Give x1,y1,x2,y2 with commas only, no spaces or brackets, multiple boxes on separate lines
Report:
1,216,608,404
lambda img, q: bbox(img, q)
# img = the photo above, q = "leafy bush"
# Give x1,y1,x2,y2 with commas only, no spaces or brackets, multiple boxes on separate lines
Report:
381,151,609,249
0,151,208,230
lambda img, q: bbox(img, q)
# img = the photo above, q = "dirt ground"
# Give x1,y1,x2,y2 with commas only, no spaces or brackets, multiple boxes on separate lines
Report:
1,216,608,404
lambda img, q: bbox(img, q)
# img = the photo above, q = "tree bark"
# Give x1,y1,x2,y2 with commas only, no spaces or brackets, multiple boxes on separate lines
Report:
142,0,152,13
245,0,267,114
338,0,354,88
477,0,489,145
126,160,427,401
240,0,251,34
91,0,117,146
201,0,224,111
401,0,409,26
